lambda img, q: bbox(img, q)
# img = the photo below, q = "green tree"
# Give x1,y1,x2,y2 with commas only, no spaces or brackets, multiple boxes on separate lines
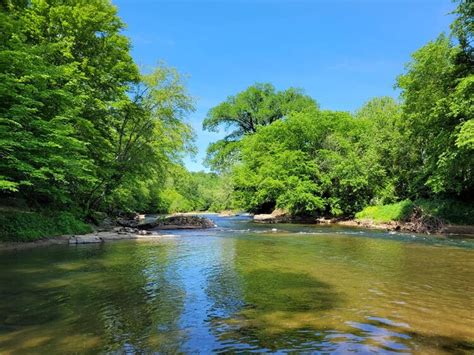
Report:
396,35,473,197
355,97,407,203
203,83,318,171
0,2,96,204
232,110,386,216
90,65,195,212
0,1,196,217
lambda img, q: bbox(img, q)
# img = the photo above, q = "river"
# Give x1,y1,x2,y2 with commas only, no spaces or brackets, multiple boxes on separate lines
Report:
0,215,473,353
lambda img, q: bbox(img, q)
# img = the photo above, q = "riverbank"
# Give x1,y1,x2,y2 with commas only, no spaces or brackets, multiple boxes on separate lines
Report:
0,209,93,243
253,199,474,236
335,219,474,237
0,213,217,250
0,230,177,252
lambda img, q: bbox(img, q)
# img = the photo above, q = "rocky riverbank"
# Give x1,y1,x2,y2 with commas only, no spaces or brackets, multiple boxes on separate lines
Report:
253,208,474,237
0,229,177,251
0,214,216,251
336,219,474,236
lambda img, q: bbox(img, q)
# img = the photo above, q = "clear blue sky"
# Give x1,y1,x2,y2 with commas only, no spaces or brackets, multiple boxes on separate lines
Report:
113,0,455,171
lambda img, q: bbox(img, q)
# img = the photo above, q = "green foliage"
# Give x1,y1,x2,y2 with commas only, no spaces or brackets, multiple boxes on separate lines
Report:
1,0,472,233
450,0,473,63
232,109,390,216
214,5,473,221
355,199,474,225
155,166,234,213
355,200,414,223
96,65,195,213
396,35,473,196
0,2,195,218
203,83,318,171
159,188,194,213
0,211,92,242
415,198,474,225
0,2,97,204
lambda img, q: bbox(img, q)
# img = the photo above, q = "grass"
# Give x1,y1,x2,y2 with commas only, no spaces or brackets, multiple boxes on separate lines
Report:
0,210,92,242
355,198,474,225
355,200,414,223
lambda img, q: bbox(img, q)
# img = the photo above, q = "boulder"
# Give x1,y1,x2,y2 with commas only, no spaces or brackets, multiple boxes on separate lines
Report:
253,209,290,224
138,215,216,230
69,234,103,244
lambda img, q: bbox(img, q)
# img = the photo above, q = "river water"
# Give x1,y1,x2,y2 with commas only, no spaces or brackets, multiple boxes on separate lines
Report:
0,215,473,354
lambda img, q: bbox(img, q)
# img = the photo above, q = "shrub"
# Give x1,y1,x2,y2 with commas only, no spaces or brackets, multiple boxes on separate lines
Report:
0,211,92,242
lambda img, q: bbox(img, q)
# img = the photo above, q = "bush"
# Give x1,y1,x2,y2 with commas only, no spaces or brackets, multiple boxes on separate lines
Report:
355,200,414,223
355,199,474,225
415,199,474,225
0,210,92,242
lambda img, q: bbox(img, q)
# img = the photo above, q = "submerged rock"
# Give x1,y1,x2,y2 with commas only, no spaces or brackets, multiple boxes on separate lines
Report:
138,215,216,230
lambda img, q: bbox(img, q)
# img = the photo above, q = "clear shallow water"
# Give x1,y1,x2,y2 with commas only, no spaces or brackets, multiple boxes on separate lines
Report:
0,215,473,354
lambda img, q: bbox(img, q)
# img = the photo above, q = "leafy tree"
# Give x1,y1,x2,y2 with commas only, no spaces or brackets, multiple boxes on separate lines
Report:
451,0,473,63
90,65,195,212
355,97,407,203
396,35,473,197
232,110,387,216
0,2,96,204
203,83,318,171
0,1,196,217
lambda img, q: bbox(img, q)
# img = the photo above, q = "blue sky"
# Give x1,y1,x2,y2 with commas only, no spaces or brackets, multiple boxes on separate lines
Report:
113,0,455,171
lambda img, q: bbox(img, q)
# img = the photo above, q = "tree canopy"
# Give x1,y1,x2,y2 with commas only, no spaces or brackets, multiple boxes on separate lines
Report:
203,83,318,171
0,0,195,216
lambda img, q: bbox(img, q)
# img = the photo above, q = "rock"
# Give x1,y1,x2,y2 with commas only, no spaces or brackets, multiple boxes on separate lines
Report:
316,217,334,224
254,208,290,224
115,212,145,228
138,215,216,230
69,234,103,244
218,210,236,217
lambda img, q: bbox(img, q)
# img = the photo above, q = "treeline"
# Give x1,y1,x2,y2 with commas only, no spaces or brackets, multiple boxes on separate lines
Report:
154,166,232,213
1,0,472,237
203,0,473,221
0,0,196,220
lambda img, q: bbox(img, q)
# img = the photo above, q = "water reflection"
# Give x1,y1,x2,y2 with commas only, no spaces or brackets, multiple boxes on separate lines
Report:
0,216,473,353
0,241,187,353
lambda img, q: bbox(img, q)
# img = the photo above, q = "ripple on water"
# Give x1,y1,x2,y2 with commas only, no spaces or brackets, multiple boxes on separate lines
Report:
0,215,473,353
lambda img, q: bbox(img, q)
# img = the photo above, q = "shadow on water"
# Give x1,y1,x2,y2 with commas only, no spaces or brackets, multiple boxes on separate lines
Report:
239,269,340,313
0,242,187,353
207,267,342,352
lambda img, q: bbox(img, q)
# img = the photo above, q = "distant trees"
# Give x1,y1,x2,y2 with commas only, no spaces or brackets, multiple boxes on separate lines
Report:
156,167,233,213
